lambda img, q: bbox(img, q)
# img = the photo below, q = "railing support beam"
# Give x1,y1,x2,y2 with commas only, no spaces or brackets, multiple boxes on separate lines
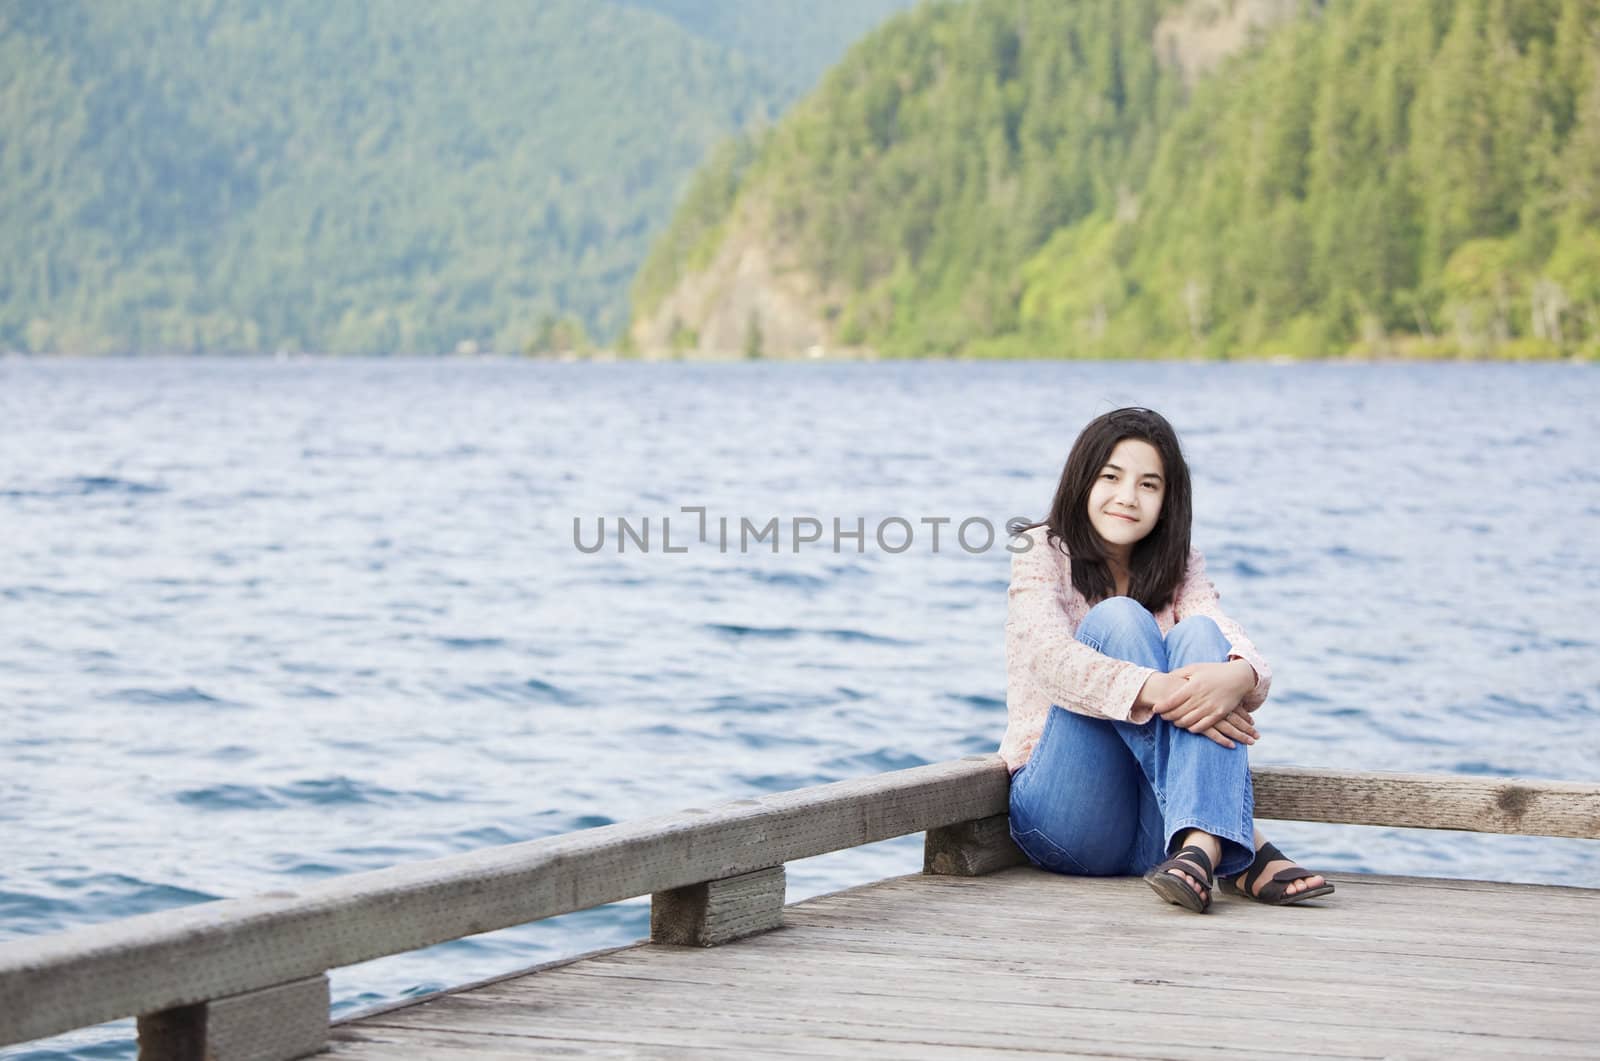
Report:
137,975,328,1061
651,866,786,946
924,813,1027,876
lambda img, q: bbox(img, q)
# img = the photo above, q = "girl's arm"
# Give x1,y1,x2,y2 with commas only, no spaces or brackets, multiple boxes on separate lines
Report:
1006,534,1157,724
1172,547,1273,710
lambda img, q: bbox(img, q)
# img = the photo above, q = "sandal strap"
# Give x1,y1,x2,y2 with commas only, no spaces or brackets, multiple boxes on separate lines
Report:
1163,844,1215,886
1236,840,1286,894
1253,868,1331,904
1269,866,1320,885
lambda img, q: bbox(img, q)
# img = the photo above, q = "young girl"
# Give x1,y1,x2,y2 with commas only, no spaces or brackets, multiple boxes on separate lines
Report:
1000,407,1332,912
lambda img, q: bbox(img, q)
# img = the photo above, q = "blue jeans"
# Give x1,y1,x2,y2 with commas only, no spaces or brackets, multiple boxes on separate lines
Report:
1008,597,1256,879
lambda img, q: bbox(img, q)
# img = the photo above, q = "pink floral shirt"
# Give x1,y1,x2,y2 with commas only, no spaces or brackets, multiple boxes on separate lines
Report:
998,525,1272,774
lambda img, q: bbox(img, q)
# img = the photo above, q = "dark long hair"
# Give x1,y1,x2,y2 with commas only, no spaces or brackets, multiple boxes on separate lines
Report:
1008,407,1192,611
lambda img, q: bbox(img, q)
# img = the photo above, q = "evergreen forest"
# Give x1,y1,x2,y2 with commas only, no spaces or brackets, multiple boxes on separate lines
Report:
635,0,1600,360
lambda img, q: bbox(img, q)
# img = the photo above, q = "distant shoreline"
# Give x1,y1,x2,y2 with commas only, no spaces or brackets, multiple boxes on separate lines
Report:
6,349,1595,364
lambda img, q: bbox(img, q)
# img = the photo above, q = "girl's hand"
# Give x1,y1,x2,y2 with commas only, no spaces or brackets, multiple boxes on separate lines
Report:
1153,661,1257,743
1206,707,1258,748
1136,670,1187,712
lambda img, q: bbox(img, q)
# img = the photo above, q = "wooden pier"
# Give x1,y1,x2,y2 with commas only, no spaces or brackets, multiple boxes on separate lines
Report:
329,869,1599,1059
3,757,1599,1059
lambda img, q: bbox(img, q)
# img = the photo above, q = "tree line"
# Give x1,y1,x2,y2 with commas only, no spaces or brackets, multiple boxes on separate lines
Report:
634,0,1600,360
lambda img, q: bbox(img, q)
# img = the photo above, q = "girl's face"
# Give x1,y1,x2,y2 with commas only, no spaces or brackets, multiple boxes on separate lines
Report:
1086,438,1166,554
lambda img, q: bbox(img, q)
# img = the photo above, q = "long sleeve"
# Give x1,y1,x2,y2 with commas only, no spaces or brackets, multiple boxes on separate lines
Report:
1006,535,1155,724
1172,547,1272,711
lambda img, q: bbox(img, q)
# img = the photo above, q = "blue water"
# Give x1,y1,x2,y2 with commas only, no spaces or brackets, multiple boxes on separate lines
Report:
3,357,1598,1058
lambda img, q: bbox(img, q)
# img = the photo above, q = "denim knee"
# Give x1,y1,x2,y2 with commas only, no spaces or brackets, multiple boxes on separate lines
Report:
1166,615,1231,666
1078,596,1165,669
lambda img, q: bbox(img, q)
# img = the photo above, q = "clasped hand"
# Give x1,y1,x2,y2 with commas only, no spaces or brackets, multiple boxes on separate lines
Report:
1145,661,1258,748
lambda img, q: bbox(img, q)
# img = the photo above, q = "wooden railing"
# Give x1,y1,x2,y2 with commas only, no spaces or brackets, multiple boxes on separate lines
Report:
3,756,1598,1060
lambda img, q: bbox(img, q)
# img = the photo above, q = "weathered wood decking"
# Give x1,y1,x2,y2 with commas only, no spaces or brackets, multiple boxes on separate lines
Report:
329,868,1600,1059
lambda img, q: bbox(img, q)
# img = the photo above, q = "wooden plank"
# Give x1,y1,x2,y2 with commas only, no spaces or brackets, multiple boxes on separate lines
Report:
565,905,1600,991
0,756,1006,1047
327,1021,1352,1060
327,1022,1214,1060
1252,766,1600,837
651,866,786,946
788,875,1600,950
490,930,1595,1025
348,976,1598,1059
539,960,1594,1032
776,903,1600,965
801,871,1596,920
923,813,1026,875
388,985,1597,1055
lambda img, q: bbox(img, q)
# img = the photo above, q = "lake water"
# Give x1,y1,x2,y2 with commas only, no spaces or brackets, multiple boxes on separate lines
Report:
3,357,1598,1058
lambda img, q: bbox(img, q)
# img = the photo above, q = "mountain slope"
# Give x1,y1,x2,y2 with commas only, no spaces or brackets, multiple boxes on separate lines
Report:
631,0,1600,360
0,0,915,355
628,0,1192,357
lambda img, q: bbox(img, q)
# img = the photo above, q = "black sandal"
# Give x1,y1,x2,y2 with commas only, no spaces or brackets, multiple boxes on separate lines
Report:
1143,844,1215,913
1222,841,1335,905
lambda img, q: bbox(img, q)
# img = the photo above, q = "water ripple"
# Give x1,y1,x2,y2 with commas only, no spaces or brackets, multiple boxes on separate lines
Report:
0,475,166,499
452,678,584,705
175,777,458,811
105,686,241,707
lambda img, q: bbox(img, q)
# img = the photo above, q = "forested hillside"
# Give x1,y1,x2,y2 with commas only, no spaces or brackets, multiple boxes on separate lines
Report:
0,0,916,355
632,0,1600,360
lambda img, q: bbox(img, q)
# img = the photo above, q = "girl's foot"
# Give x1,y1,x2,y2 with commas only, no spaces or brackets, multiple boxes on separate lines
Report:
1144,845,1216,912
1156,849,1213,899
1245,827,1326,897
1225,835,1334,905
1153,829,1221,901
1246,852,1326,898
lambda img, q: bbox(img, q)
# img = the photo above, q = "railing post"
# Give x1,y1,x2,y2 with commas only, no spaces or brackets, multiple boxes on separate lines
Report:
924,814,1026,876
137,975,328,1061
651,866,786,946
